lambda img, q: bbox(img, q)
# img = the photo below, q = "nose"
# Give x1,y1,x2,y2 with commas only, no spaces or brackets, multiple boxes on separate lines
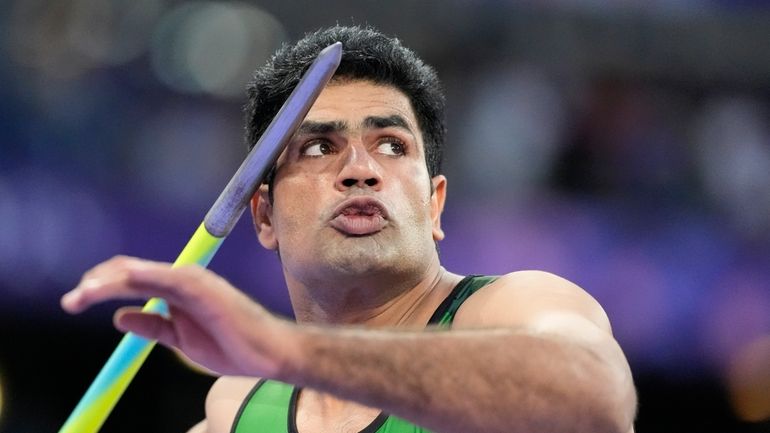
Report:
335,143,382,191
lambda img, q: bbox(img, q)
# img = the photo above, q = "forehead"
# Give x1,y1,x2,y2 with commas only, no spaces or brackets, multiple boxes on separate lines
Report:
304,80,421,136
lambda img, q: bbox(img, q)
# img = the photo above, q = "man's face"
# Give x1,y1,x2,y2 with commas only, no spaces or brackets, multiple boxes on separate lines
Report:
251,80,446,286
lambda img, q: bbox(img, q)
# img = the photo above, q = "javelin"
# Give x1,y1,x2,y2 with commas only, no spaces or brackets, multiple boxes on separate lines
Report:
59,42,342,433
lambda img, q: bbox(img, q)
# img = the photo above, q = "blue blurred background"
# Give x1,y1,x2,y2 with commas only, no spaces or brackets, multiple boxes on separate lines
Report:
1,1,770,432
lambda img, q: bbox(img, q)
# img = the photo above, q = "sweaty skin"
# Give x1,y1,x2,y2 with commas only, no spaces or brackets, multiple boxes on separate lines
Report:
62,81,636,433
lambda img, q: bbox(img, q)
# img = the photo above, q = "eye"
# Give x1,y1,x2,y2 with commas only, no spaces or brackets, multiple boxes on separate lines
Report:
301,140,334,156
376,138,406,156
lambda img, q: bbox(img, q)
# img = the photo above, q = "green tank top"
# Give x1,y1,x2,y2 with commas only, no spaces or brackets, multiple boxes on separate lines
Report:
231,275,498,433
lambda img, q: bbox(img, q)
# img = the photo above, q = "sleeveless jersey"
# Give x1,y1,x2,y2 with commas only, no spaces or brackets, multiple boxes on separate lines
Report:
231,275,498,433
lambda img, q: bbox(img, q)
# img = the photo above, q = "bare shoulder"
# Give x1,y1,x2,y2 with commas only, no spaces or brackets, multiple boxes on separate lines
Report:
203,376,261,433
456,271,636,425
454,270,612,335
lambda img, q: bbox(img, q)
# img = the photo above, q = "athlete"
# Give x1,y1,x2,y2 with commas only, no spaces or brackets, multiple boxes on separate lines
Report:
61,26,636,433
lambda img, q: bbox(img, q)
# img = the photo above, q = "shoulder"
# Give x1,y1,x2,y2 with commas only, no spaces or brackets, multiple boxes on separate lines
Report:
456,272,636,425
455,270,612,335
203,376,261,433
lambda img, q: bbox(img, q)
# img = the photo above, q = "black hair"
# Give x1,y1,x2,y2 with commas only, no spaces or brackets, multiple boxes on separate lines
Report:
244,25,446,192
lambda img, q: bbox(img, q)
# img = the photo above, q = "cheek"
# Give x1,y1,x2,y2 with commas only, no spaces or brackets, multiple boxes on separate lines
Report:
272,175,327,234
406,163,433,201
395,166,433,219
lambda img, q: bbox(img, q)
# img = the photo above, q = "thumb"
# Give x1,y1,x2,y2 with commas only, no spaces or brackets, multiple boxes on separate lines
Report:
114,308,179,348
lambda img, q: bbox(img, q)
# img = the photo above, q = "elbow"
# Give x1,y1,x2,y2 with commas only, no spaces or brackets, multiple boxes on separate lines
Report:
555,336,637,433
613,375,638,433
525,342,637,433
587,357,637,433
596,385,637,433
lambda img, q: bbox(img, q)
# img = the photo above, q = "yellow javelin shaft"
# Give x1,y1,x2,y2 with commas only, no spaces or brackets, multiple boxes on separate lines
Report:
59,223,223,433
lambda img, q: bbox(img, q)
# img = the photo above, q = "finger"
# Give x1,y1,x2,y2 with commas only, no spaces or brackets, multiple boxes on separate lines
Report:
62,274,138,314
126,264,241,320
79,255,167,285
126,262,208,300
114,308,179,348
62,260,188,313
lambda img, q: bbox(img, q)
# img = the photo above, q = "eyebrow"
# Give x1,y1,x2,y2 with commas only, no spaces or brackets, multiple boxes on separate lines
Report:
296,120,347,136
295,115,414,137
363,114,411,131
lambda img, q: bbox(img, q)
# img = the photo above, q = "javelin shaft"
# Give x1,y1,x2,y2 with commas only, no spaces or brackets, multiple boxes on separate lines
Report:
59,224,223,433
59,42,342,433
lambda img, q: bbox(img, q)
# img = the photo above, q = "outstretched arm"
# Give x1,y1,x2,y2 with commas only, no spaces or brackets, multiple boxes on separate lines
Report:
284,271,636,433
62,256,636,433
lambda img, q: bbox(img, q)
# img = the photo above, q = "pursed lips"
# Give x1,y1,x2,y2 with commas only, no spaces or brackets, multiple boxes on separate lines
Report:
329,197,390,236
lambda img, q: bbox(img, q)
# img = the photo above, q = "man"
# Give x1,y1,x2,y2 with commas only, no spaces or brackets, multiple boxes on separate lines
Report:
62,26,636,433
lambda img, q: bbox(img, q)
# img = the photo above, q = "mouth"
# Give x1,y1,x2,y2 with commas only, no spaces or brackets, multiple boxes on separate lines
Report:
330,197,389,236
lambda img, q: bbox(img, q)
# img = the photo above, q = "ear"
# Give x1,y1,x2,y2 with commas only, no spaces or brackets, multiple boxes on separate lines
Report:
250,184,278,250
430,175,447,241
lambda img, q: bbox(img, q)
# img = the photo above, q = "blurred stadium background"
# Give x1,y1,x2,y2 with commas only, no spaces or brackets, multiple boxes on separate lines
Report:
1,1,770,432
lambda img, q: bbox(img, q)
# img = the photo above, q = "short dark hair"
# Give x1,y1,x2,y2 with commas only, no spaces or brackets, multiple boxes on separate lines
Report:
244,25,446,186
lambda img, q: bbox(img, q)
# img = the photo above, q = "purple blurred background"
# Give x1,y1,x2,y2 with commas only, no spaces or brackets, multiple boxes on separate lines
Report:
1,1,770,432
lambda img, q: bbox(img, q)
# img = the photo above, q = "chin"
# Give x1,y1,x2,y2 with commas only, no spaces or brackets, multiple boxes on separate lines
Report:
286,232,433,282
329,252,393,276
331,247,426,279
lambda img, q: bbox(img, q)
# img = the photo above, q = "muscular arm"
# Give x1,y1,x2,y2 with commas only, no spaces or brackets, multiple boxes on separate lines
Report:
62,258,635,433
282,272,635,433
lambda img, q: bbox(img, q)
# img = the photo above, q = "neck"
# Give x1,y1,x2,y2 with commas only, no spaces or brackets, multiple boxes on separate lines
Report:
284,255,461,327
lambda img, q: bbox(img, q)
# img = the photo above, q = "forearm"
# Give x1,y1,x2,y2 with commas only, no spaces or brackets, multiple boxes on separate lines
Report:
278,326,635,433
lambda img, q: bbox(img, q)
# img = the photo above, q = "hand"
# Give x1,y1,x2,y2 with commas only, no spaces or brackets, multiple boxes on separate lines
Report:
61,256,296,378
